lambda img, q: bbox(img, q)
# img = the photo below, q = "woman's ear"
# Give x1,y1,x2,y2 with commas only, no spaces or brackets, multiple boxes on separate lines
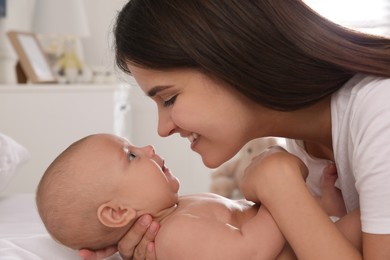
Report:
97,201,137,228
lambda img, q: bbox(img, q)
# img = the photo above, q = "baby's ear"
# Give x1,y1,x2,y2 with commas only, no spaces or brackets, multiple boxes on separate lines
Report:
97,201,137,228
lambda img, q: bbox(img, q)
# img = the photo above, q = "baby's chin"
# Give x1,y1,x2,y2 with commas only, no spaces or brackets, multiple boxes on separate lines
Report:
173,180,180,194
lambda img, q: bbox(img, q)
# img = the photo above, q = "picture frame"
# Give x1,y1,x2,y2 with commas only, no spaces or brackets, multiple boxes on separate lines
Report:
7,31,57,83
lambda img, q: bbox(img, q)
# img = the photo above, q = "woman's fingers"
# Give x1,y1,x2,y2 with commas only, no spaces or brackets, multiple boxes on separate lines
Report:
118,215,159,260
80,215,159,260
79,246,117,260
145,242,157,260
131,222,159,260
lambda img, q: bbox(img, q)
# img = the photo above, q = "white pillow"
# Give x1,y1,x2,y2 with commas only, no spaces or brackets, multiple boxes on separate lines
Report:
0,133,30,192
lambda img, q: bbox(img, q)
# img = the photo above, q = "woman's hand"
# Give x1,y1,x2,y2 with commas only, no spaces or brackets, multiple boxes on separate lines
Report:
79,246,117,260
118,215,159,260
240,146,308,204
79,215,159,260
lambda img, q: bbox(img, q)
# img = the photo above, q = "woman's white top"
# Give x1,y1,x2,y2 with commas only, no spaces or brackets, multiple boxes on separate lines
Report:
286,74,390,234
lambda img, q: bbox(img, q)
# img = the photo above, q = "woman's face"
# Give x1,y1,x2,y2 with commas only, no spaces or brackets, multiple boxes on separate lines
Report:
127,64,272,168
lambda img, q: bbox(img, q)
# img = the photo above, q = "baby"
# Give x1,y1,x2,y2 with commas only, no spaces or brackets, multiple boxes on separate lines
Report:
36,133,345,260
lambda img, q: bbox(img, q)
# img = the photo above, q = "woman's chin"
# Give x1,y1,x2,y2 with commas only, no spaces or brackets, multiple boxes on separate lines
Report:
201,156,226,169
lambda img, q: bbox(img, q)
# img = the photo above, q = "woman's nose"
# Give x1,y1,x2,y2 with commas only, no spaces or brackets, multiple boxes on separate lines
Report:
157,110,176,137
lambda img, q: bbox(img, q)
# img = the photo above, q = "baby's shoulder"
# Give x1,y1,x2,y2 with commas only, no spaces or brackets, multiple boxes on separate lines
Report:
159,193,229,230
155,207,212,255
160,193,254,232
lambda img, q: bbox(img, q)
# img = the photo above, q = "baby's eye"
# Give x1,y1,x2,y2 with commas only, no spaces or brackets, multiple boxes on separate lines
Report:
128,152,136,161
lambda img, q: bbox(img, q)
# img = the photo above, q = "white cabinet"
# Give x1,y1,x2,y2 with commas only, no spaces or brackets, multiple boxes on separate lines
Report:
0,84,131,195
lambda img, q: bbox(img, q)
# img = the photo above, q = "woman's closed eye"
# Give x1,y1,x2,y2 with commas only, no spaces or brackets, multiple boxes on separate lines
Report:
163,95,177,107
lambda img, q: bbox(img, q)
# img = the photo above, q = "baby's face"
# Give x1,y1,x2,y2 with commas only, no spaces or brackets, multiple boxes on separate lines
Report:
87,134,180,215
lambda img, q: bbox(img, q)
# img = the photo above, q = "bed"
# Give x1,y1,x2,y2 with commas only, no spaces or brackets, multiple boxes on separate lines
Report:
0,193,80,259
0,132,121,259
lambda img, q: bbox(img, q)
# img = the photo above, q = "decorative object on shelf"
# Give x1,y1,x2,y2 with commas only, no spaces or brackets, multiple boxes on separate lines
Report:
90,66,118,84
7,31,57,84
32,0,90,84
54,39,84,83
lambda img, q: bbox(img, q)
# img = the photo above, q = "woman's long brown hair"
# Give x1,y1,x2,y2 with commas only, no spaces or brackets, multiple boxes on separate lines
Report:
114,0,390,110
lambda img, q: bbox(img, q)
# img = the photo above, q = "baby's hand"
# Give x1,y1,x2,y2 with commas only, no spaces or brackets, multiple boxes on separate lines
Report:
240,146,308,203
318,163,347,218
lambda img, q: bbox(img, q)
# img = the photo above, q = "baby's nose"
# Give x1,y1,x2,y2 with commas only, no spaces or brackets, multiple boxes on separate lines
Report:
140,145,155,157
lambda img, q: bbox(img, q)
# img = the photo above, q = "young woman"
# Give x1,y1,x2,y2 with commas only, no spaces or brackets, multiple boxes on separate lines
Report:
81,0,390,259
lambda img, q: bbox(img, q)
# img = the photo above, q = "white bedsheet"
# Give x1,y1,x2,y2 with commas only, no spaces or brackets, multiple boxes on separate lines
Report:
0,193,121,260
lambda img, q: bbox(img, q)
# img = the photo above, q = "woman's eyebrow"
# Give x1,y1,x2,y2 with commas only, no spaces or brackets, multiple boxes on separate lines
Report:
147,85,172,97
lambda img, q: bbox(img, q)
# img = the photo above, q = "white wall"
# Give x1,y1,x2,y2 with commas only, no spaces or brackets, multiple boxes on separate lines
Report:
82,0,127,70
0,84,130,195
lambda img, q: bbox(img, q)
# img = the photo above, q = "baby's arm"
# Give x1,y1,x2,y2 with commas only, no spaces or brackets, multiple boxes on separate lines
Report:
156,207,285,260
240,147,361,259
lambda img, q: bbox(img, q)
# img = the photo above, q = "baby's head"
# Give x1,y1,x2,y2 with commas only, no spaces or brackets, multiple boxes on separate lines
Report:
36,133,180,250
